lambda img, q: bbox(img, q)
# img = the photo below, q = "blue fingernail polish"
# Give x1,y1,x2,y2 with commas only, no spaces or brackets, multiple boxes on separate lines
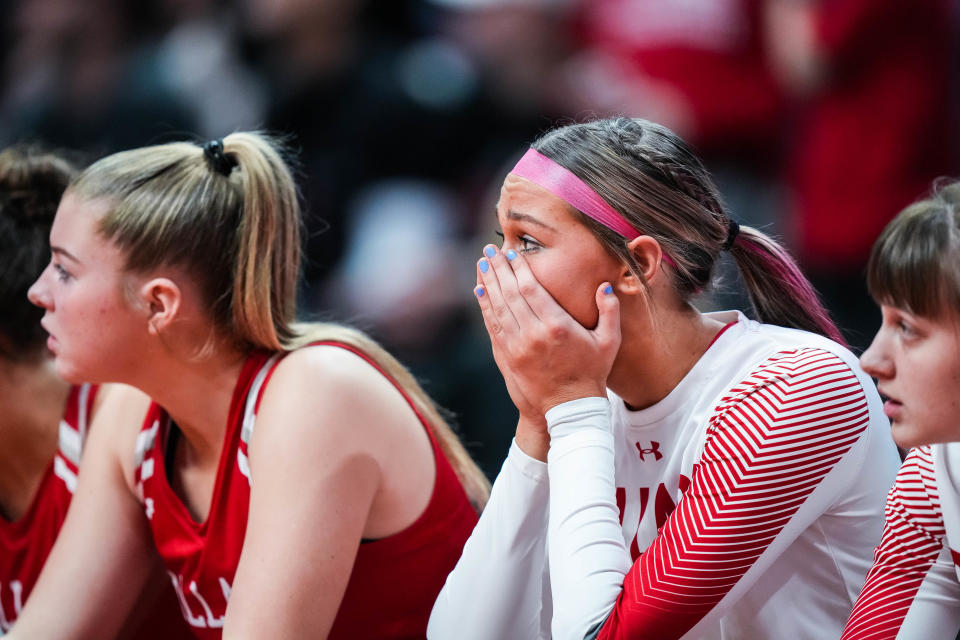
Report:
604,285,613,294
484,246,496,258
475,286,485,297
479,259,489,273
506,249,517,261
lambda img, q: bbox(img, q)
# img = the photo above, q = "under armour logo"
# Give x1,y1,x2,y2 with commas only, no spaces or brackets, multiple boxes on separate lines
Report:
635,441,663,461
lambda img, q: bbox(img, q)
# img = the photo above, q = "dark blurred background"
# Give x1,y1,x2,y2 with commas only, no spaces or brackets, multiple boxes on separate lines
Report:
2,0,957,479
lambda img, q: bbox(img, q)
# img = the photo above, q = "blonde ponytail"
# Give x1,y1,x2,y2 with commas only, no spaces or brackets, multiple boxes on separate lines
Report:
222,133,300,350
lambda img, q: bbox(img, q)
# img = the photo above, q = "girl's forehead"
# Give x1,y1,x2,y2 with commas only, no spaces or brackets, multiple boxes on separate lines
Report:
55,192,111,223
52,194,120,263
497,175,573,224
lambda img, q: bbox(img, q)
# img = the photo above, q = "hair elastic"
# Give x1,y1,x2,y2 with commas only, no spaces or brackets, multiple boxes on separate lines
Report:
510,148,677,268
723,219,740,251
202,139,238,177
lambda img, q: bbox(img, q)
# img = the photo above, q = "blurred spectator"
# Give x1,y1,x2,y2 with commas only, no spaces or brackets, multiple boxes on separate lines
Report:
431,0,574,120
323,178,516,477
244,0,571,290
326,179,466,350
1,0,195,154
766,0,958,351
561,0,782,165
151,0,268,137
559,0,787,313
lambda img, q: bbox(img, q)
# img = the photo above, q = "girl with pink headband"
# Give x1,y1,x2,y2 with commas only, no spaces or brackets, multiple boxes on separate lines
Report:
429,117,898,639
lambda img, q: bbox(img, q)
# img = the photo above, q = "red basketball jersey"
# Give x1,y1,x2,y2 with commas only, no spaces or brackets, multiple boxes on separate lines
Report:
0,384,192,638
134,343,478,639
0,384,96,631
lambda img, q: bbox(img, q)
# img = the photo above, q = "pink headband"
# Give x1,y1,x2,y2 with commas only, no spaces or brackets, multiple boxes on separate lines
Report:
510,148,676,268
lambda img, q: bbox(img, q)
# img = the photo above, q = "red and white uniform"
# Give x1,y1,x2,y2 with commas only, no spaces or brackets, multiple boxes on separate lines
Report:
134,343,478,639
842,444,960,639
0,384,96,633
430,311,899,639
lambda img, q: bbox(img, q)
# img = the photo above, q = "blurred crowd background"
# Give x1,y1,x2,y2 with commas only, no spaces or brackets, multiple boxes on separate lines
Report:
2,0,957,478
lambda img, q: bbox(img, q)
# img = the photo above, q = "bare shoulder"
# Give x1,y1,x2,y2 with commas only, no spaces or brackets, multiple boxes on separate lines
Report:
255,344,419,451
268,344,403,413
91,382,152,419
88,383,153,487
276,343,392,387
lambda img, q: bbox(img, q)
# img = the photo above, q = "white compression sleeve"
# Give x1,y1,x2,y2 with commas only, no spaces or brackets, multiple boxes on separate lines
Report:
428,439,551,640
546,397,631,640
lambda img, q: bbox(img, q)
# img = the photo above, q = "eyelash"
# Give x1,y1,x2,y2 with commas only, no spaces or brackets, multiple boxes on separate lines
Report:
494,230,541,253
53,263,71,282
898,320,915,338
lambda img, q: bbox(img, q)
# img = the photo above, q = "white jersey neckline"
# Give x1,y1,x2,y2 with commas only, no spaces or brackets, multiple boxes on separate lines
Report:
611,310,746,428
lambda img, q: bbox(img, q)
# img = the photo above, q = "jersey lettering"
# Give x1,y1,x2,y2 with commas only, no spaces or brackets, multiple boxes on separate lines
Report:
654,474,691,530
0,581,23,632
617,475,691,562
169,572,231,629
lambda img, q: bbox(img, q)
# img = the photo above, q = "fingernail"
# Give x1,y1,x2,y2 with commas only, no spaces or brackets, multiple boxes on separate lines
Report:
484,246,496,258
475,286,485,297
506,249,517,261
479,259,489,273
604,285,613,294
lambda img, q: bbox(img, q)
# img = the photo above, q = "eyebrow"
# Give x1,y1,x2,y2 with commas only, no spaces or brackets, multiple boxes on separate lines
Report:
51,246,82,264
500,210,559,233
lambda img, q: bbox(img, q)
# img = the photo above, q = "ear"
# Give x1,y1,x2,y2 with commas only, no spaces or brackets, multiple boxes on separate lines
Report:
137,277,183,335
617,235,666,294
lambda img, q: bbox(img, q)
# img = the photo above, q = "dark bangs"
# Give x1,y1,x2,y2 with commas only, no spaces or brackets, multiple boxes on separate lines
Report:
867,190,960,318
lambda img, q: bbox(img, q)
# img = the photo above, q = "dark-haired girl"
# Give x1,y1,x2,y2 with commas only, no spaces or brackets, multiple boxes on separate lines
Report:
842,182,960,639
0,145,191,638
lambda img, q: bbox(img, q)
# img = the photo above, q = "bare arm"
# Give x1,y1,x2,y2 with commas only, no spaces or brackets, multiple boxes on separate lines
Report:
9,384,158,640
222,346,414,638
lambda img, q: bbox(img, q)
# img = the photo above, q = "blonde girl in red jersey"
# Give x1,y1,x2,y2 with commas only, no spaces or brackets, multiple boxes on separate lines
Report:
10,133,488,639
842,182,960,639
0,146,190,638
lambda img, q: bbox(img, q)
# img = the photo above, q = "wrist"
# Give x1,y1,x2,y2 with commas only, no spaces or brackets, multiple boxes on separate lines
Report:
540,383,607,415
515,417,550,462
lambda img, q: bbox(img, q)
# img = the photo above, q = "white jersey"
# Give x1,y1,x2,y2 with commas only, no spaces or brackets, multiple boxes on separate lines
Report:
429,311,899,640
842,444,960,639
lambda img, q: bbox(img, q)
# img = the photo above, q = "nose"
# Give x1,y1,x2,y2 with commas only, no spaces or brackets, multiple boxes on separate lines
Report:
859,332,893,380
27,267,53,310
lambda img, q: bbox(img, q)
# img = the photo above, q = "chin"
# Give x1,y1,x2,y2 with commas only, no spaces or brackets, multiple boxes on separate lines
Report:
890,422,920,451
54,358,87,385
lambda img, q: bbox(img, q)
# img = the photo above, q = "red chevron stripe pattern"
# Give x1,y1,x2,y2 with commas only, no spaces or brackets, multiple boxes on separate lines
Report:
598,348,870,640
841,447,943,639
